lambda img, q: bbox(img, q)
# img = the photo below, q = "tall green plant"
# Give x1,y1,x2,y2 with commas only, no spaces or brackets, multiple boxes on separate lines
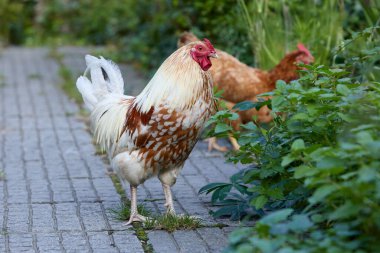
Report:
0,0,23,45
238,0,345,69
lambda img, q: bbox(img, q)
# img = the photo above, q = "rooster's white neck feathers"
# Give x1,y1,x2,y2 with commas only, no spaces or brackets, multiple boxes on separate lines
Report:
134,45,209,113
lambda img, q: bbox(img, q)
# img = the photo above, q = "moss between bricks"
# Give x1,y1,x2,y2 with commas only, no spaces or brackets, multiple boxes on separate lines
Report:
0,169,5,181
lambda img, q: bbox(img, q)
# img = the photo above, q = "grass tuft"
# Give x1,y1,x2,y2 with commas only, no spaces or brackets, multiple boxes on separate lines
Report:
0,74,5,87
94,146,106,156
108,202,151,221
144,214,202,233
109,202,202,233
28,73,42,80
59,65,83,104
0,169,5,181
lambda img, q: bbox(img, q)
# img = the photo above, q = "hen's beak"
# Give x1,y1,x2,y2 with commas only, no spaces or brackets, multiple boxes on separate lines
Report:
209,52,219,59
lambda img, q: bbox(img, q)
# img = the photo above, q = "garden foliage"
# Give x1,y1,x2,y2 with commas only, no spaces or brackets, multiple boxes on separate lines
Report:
201,26,380,252
1,1,377,75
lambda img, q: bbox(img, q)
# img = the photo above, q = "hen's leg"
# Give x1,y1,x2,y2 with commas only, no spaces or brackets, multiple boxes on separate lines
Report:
228,136,240,150
125,185,147,225
162,183,176,214
206,137,228,152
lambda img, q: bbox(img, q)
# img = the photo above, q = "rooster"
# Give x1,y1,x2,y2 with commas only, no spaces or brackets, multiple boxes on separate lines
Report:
178,32,314,151
76,39,218,224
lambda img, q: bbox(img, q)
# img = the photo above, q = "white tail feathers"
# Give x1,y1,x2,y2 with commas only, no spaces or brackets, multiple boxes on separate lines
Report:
76,76,98,110
76,55,125,110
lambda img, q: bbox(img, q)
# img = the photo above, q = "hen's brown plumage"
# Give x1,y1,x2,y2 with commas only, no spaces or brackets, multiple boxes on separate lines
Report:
178,32,314,103
178,32,314,150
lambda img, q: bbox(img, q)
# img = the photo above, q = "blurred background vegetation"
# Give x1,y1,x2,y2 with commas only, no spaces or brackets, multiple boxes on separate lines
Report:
1,1,379,252
1,0,379,76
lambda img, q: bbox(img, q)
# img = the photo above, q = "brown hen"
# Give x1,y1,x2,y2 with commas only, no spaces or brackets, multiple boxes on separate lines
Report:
178,32,314,151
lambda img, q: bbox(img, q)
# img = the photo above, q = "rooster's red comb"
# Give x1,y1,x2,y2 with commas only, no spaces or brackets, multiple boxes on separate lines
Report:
203,38,216,53
297,43,312,57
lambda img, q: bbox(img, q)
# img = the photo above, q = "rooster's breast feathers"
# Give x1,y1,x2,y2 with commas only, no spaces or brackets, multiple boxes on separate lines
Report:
112,96,213,172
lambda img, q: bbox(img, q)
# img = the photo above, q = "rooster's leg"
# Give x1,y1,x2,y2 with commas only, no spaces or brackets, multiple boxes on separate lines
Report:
228,136,240,150
206,137,228,152
125,185,147,225
162,183,176,214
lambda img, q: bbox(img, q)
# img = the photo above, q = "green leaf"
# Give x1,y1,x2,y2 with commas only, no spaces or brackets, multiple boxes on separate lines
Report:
198,183,231,194
211,185,232,203
214,123,232,133
356,131,373,145
228,112,239,120
276,80,287,90
251,195,268,210
337,84,351,95
281,155,295,167
337,112,353,122
260,209,293,224
291,113,309,120
309,185,337,204
294,165,317,179
291,139,305,151
241,121,257,131
272,96,286,110
233,101,256,111
288,214,313,232
329,201,359,220
249,238,274,252
229,228,252,244
358,166,377,182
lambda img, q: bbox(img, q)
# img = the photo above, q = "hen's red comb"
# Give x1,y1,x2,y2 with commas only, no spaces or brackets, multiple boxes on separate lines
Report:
203,38,216,53
297,43,312,57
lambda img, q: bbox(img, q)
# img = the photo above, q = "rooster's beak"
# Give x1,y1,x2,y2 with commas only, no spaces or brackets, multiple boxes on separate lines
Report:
209,52,218,59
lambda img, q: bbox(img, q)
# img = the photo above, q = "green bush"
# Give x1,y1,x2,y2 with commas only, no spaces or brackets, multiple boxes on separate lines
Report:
3,1,377,76
0,0,32,45
23,0,248,74
201,26,380,252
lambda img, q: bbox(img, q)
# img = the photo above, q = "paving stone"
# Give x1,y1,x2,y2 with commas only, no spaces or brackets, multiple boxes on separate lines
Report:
55,203,82,231
51,179,75,202
61,232,90,252
30,180,51,203
72,178,98,202
172,230,209,253
80,203,108,231
88,232,119,253
36,233,62,252
197,227,228,253
8,233,34,253
112,231,144,253
148,231,179,253
6,204,30,233
32,204,55,232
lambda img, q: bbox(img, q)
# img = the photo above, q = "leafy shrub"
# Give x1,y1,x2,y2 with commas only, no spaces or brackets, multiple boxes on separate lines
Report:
0,0,26,45
201,26,380,252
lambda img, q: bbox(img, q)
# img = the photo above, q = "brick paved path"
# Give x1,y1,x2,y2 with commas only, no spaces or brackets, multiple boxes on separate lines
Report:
0,47,243,253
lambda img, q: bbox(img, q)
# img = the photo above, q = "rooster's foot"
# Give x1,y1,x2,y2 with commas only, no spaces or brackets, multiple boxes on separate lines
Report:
206,137,228,152
164,203,176,215
124,213,147,226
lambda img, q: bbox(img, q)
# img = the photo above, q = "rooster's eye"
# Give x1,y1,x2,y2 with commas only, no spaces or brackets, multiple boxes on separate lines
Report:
198,47,203,51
